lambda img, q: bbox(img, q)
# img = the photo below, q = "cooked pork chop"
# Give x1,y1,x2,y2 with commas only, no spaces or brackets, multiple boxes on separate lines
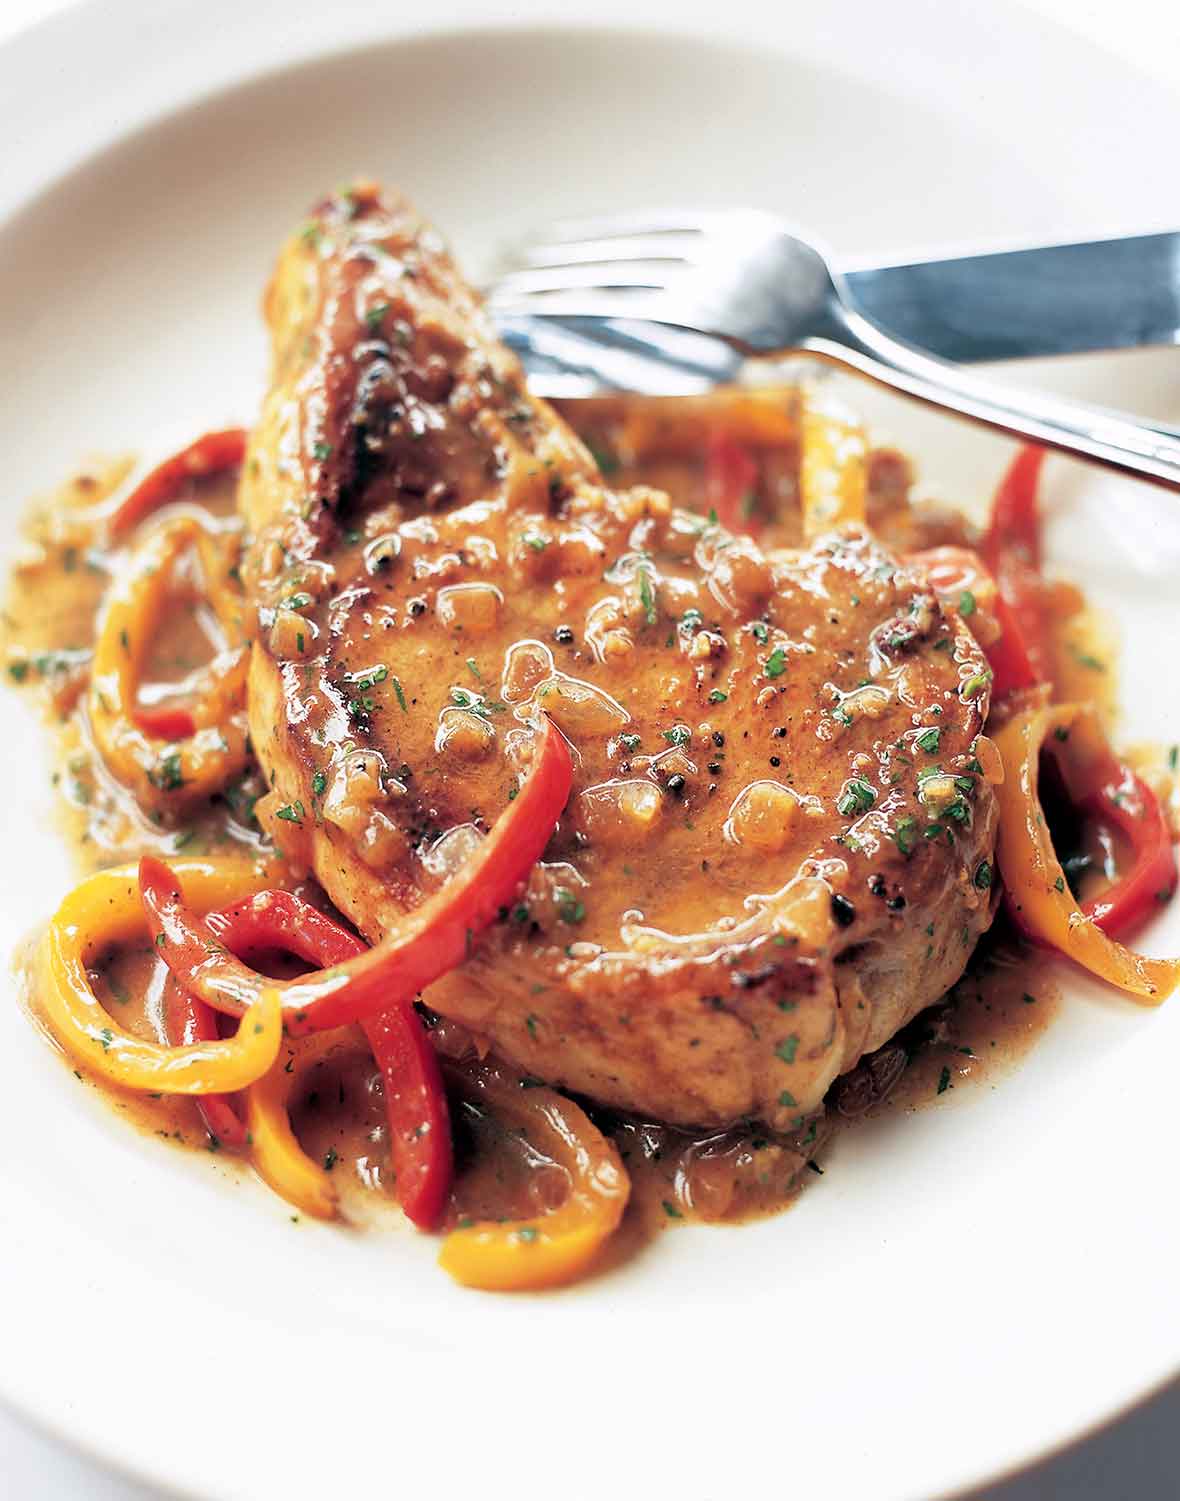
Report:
239,184,999,1132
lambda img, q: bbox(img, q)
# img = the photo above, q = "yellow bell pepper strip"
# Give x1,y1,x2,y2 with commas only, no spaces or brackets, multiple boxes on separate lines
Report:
89,515,250,810
138,714,573,1034
799,388,867,538
439,1058,630,1291
108,428,247,538
245,1033,346,1222
991,703,1180,1004
36,857,282,1091
150,879,454,1229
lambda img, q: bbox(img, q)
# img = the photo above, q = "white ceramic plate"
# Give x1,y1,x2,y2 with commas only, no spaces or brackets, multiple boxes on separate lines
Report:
2,4,1179,1498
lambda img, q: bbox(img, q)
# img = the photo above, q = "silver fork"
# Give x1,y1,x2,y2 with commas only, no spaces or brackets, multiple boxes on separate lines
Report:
487,209,1180,489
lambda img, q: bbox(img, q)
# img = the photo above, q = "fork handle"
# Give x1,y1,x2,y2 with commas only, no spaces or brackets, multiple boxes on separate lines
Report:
807,307,1180,489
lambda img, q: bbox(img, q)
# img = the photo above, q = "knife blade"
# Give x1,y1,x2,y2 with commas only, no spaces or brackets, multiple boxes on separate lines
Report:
841,231,1180,363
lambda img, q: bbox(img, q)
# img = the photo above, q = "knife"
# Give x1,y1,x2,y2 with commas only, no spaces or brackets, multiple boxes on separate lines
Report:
842,231,1180,363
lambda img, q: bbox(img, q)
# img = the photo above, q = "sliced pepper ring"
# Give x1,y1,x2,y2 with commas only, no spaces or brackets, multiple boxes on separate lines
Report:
439,1057,630,1292
246,1031,357,1222
90,514,250,810
156,884,453,1230
36,857,283,1093
992,703,1179,1003
160,972,249,1147
108,428,248,538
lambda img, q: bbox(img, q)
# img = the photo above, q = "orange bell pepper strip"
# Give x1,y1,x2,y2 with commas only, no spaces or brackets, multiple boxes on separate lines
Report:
89,515,250,809
137,714,572,1034
991,703,1178,1003
439,1057,630,1291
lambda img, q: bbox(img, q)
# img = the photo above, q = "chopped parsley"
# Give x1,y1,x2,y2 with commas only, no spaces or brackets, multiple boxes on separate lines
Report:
638,564,657,627
836,778,876,817
893,815,917,858
974,860,993,890
775,1034,799,1065
393,675,408,714
555,888,586,924
708,689,728,704
958,589,977,617
764,646,787,679
152,752,184,792
311,770,327,796
1070,645,1106,672
312,441,333,461
275,801,305,825
915,727,941,754
348,665,388,691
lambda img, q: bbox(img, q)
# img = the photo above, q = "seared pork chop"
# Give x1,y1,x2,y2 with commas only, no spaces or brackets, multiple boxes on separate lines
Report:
239,184,999,1131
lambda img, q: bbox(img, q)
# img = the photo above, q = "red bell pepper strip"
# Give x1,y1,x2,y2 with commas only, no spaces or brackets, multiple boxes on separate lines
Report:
907,543,1039,699
979,445,1051,683
138,714,572,1034
136,704,200,740
1075,762,1178,940
191,888,451,1229
986,591,1042,700
705,431,760,534
160,973,249,1148
109,428,248,538
975,447,1176,936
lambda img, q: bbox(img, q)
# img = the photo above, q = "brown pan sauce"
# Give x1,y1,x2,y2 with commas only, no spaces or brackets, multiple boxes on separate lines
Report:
11,391,1154,1252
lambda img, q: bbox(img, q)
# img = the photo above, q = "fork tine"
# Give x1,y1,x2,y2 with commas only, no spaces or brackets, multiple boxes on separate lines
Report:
488,261,683,302
521,209,719,245
485,289,690,326
510,233,699,272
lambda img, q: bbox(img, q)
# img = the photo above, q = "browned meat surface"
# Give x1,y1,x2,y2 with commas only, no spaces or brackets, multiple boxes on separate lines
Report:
239,184,1000,1131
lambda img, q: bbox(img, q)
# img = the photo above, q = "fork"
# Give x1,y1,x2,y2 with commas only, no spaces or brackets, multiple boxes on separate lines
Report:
487,209,1180,489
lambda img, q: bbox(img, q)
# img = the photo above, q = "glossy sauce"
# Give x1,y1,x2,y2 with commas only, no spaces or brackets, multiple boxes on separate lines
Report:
3,402,1095,1250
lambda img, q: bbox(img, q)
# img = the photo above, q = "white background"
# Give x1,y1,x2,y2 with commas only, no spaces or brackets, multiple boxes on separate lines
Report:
1,0,1178,1497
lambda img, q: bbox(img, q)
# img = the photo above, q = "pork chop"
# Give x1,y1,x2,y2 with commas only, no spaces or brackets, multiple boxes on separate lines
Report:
239,183,999,1131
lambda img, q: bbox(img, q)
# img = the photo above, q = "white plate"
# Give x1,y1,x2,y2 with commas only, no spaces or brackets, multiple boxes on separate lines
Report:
1,4,1178,1499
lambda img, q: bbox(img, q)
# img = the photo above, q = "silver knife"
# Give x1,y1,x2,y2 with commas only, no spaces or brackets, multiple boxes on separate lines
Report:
497,231,1180,397
842,231,1180,363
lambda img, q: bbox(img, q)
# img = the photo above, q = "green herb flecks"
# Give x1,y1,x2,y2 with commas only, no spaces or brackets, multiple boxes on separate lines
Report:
836,778,876,817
